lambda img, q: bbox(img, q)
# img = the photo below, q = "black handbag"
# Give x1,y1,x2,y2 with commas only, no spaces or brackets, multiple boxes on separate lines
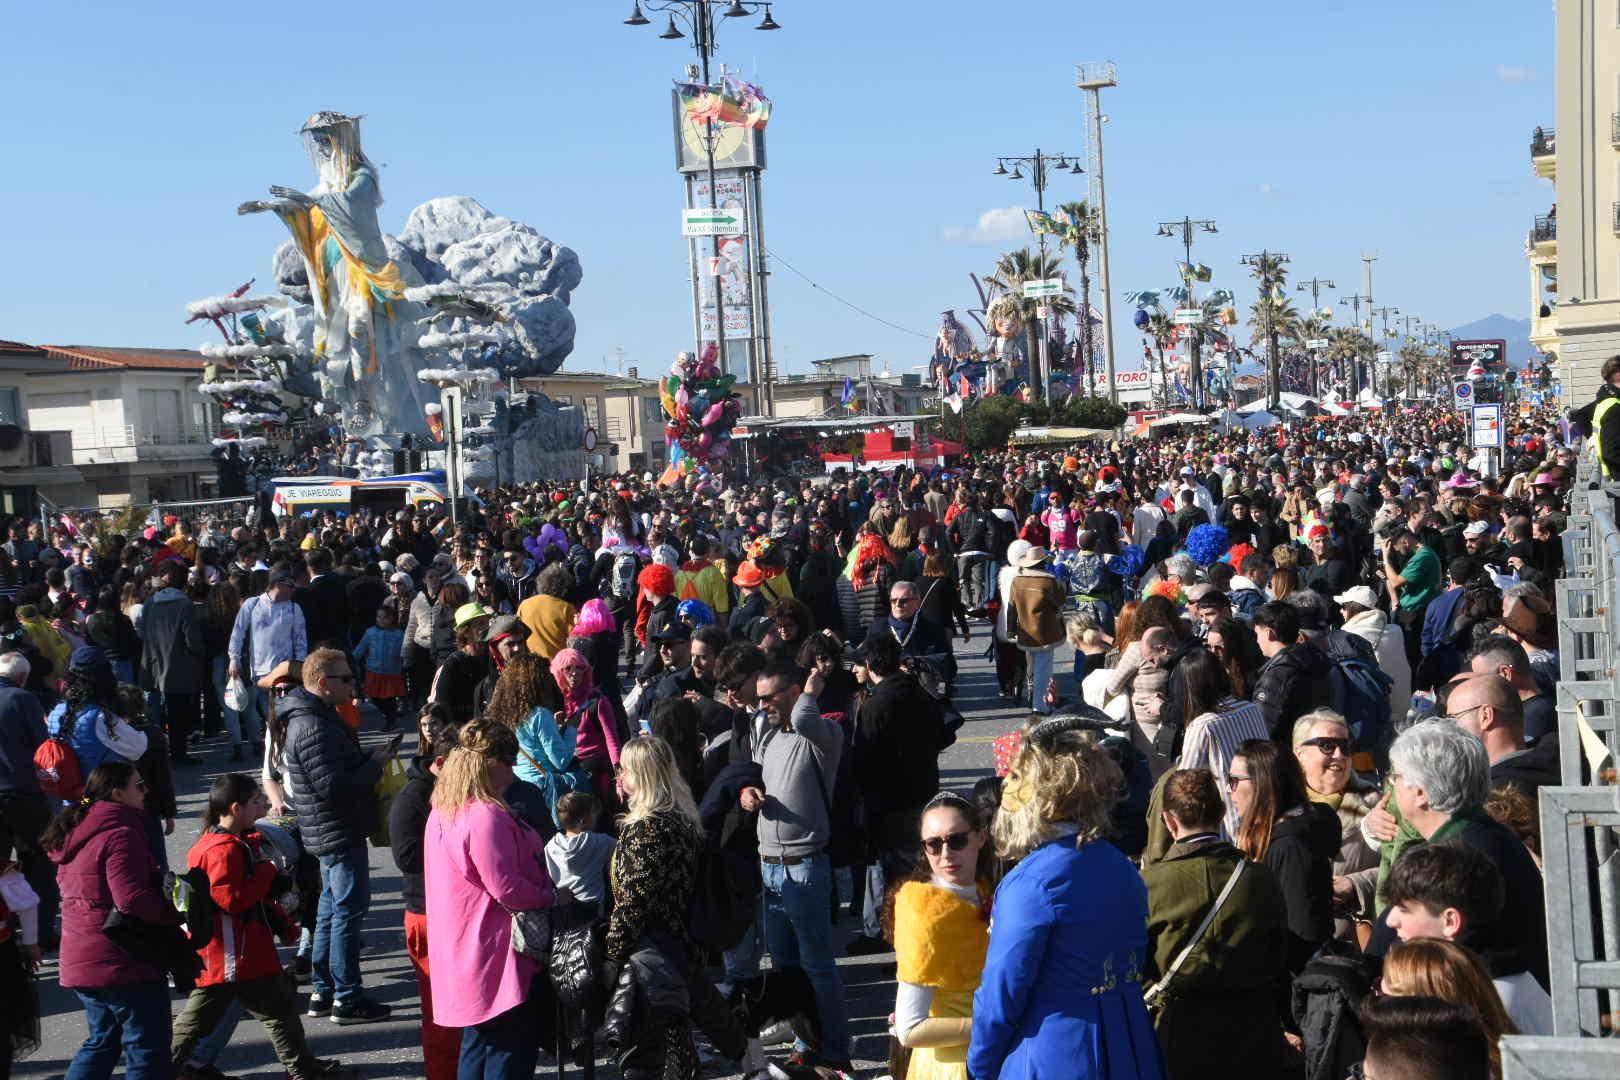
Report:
101,909,201,991
547,901,604,1009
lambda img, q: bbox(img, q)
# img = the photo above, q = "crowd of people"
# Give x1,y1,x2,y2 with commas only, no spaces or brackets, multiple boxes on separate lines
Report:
0,388,1591,1080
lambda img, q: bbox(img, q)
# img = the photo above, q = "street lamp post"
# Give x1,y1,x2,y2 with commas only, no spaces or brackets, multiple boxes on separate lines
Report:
995,149,1082,403
1338,291,1370,398
1371,305,1399,399
1076,62,1119,405
1155,216,1218,411
1241,249,1291,411
1295,274,1335,400
624,1,781,384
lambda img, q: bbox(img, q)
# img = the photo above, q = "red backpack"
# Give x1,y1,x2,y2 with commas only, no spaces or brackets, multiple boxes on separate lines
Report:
35,735,83,802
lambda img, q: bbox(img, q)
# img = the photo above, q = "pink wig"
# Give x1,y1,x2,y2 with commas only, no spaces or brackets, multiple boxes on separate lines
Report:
571,598,617,638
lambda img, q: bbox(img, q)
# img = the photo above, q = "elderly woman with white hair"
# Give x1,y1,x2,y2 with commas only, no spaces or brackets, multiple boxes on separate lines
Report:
1374,719,1550,990
992,539,1032,700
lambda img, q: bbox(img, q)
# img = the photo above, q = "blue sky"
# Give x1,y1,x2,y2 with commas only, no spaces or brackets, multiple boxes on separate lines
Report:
0,1,1552,377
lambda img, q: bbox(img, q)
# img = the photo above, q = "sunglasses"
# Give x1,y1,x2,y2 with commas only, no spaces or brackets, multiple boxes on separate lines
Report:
1225,773,1251,789
922,831,971,855
1300,737,1351,757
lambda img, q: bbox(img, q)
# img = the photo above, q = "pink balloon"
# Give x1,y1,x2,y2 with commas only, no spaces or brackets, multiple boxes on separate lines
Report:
702,402,725,427
698,431,714,451
675,386,690,408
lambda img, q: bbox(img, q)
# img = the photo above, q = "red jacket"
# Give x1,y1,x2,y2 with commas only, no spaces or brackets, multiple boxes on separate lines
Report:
51,801,177,989
187,828,292,986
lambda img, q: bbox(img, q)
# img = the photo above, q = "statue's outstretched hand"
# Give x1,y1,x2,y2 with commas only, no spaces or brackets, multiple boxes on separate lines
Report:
268,185,314,206
237,200,271,215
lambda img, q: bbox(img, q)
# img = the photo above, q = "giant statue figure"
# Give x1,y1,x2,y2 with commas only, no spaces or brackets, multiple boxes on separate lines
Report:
238,111,431,438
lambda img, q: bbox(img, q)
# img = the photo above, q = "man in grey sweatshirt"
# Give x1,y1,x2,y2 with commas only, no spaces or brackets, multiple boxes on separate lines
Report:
738,662,851,1071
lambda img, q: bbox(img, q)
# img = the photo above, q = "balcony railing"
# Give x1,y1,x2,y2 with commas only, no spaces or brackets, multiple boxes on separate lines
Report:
1612,114,1620,148
1532,214,1557,243
71,424,220,451
1531,126,1556,157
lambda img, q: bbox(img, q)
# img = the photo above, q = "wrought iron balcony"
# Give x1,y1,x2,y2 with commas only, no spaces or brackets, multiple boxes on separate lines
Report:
1532,214,1557,244
1531,127,1556,157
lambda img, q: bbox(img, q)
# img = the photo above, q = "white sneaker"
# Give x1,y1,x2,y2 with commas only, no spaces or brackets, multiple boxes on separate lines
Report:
757,1020,795,1046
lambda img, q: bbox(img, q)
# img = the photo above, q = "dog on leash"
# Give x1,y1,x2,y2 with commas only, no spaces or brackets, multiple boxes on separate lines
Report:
727,966,826,1077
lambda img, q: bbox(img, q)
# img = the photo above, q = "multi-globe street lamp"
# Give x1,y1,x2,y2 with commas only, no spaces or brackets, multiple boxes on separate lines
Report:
624,1,781,381
993,150,1082,402
1155,217,1217,411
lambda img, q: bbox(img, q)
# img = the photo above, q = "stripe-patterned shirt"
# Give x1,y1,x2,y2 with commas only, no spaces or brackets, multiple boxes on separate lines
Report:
1178,697,1271,840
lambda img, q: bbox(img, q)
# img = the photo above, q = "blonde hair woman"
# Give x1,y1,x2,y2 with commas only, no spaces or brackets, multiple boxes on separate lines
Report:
969,718,1164,1080
423,720,556,1078
601,736,748,1080
1383,938,1516,1079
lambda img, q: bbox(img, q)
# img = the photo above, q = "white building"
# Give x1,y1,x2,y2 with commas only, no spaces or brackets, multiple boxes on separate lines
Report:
0,340,222,513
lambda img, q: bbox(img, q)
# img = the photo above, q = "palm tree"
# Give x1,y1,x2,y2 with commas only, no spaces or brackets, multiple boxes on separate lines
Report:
986,248,1076,402
1297,312,1333,398
1326,327,1374,401
1054,201,1097,396
1245,254,1294,411
1398,343,1427,402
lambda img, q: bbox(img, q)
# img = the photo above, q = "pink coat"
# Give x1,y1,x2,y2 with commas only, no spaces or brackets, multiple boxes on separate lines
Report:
424,800,554,1027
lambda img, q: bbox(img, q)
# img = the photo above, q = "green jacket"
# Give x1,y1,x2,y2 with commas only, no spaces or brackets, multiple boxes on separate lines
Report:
1141,838,1291,1079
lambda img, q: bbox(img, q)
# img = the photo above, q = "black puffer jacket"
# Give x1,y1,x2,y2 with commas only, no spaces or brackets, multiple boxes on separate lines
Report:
1264,802,1341,975
851,671,942,816
280,687,382,856
1253,642,1337,742
387,756,434,915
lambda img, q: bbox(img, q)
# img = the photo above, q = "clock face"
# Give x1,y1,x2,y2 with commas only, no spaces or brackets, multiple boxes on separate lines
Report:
682,117,745,164
583,427,598,451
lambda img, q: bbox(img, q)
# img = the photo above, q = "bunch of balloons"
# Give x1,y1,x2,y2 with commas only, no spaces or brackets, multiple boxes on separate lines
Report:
659,344,743,484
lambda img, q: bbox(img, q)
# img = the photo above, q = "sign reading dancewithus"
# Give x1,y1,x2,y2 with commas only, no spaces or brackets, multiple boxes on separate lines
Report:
1449,339,1506,375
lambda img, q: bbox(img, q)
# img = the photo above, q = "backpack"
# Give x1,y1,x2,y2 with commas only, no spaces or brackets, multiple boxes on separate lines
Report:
687,834,762,953
607,551,640,602
166,865,217,951
1330,653,1394,751
34,734,83,802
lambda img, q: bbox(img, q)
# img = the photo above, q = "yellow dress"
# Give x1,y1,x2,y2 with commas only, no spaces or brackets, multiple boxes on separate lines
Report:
893,880,991,1080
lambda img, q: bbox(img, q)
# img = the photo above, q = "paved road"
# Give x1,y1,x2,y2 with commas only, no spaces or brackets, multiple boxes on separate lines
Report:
17,637,1033,1079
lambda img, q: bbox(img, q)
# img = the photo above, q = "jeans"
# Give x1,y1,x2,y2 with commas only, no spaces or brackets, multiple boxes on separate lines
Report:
212,656,253,747
861,809,922,939
187,998,242,1067
721,905,762,983
312,843,371,1003
67,981,174,1080
760,854,850,1062
459,986,544,1080
957,554,989,610
234,685,269,752
1022,644,1057,714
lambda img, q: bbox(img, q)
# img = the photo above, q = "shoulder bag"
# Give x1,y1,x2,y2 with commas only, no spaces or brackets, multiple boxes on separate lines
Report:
1142,859,1247,1008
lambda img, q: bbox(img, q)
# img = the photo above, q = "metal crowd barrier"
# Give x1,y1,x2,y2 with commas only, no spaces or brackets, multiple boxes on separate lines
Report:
1505,458,1620,1072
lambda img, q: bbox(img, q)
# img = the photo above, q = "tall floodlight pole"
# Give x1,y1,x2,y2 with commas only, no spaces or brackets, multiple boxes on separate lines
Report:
995,149,1081,404
1295,274,1335,399
1361,252,1378,404
1076,62,1118,404
1155,216,1218,411
625,0,781,390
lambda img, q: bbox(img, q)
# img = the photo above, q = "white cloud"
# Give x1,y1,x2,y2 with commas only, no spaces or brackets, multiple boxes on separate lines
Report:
943,206,1029,244
1258,182,1276,197
1494,64,1539,84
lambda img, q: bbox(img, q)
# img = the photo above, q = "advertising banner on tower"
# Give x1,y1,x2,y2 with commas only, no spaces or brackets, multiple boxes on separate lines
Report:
692,173,753,342
1449,339,1506,376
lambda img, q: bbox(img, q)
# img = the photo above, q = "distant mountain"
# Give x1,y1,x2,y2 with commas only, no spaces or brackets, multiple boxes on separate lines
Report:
1448,314,1537,366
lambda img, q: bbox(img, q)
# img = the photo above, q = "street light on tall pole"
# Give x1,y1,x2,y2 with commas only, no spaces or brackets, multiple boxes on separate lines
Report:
995,149,1082,403
624,0,781,385
1076,62,1119,404
1295,275,1335,399
1360,252,1378,405
1371,305,1399,398
1155,216,1218,411
1241,249,1291,411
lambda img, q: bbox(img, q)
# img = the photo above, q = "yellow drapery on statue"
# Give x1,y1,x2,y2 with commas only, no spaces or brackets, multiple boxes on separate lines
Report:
279,205,406,374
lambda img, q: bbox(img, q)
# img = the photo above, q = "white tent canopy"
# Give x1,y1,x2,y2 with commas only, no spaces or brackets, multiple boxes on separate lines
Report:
1238,391,1323,417
1148,412,1214,428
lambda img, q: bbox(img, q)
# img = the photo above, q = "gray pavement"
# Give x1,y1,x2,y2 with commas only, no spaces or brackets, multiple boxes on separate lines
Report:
17,634,1037,1079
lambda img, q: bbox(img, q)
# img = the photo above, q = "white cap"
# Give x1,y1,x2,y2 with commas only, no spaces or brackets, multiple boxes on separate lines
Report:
1463,520,1491,538
1333,585,1379,609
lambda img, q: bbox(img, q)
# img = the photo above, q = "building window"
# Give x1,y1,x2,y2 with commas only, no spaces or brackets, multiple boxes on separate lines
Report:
584,396,601,431
0,388,18,427
138,388,183,444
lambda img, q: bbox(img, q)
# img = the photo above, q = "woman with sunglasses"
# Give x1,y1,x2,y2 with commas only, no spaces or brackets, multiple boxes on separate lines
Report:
1228,738,1340,975
1290,710,1384,944
883,791,993,1080
43,762,180,1080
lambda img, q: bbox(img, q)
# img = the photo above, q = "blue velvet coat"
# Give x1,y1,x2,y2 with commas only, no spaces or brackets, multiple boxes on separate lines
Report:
969,835,1166,1080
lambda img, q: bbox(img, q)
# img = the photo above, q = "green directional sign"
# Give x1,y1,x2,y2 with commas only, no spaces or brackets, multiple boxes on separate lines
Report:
1021,278,1064,298
682,209,745,237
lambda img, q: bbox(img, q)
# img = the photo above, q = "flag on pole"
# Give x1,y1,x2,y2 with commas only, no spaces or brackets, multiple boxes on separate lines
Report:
1025,209,1059,235
959,374,972,398
724,76,773,129
674,81,724,123
840,377,854,408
